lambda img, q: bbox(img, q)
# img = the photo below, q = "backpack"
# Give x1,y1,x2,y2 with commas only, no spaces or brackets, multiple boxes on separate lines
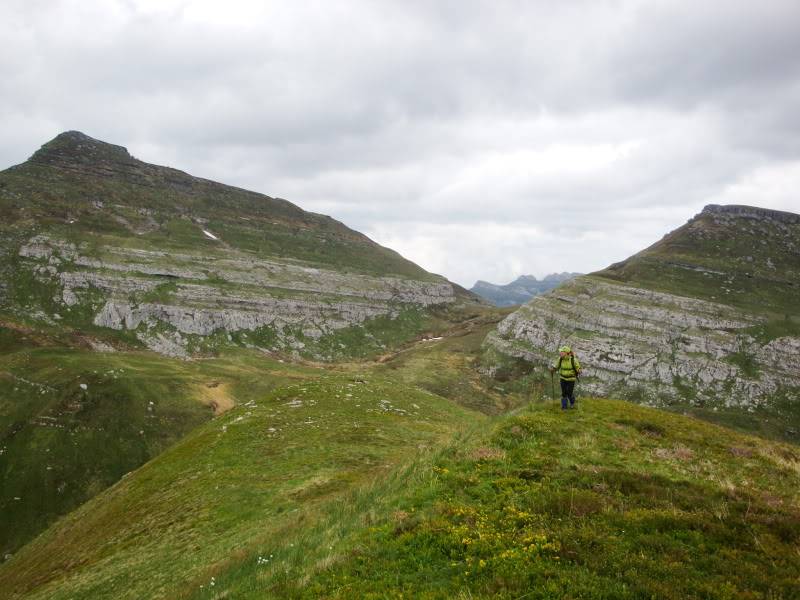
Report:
556,353,579,378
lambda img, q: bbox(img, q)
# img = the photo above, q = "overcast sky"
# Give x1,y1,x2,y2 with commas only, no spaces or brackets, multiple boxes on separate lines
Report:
2,0,799,286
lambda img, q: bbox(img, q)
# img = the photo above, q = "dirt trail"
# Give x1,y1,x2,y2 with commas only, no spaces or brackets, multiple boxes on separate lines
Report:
195,381,235,415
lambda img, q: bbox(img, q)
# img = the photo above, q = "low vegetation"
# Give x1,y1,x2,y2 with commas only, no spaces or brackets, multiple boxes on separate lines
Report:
0,373,485,599
595,208,800,318
2,315,798,599
221,399,799,599
0,333,318,557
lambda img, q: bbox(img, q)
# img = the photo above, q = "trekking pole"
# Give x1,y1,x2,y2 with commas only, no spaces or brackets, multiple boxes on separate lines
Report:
550,370,556,408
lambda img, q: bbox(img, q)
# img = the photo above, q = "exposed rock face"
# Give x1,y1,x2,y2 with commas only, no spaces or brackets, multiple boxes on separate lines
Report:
17,234,457,357
484,276,799,408
703,204,800,225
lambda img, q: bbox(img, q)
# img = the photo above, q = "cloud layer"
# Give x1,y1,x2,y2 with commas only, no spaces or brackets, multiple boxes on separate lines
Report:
2,0,799,286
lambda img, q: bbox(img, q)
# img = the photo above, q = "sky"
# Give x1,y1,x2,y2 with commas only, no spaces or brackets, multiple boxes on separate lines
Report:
2,0,800,287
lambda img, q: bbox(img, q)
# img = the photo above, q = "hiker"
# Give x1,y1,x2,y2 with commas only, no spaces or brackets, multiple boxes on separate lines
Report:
549,345,581,410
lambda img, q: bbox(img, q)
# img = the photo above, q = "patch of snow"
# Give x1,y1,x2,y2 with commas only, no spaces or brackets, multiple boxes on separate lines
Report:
202,229,220,241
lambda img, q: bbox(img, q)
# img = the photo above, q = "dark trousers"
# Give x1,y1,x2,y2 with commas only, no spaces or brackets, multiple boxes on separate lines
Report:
560,379,576,409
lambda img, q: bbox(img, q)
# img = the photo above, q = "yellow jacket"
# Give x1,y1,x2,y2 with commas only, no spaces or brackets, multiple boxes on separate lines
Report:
552,353,581,381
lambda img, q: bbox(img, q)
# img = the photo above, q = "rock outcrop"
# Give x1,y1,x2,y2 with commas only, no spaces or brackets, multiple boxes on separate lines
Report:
483,276,800,407
703,204,800,225
17,234,457,357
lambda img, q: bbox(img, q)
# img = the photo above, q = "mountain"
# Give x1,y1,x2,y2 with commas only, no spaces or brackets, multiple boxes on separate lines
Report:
1,319,798,599
0,131,484,558
471,272,580,306
0,131,480,360
2,138,797,597
483,204,800,441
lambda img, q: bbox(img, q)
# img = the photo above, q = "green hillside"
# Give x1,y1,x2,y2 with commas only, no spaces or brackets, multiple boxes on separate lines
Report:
0,131,431,280
0,324,323,558
595,204,800,319
284,399,800,599
1,375,475,599
0,304,490,560
0,131,480,364
1,319,798,599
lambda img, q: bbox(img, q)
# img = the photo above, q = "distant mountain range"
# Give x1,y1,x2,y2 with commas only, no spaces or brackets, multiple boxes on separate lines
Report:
470,273,581,306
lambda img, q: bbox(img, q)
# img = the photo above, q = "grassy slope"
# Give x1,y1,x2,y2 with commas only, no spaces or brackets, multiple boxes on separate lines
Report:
0,325,320,558
372,307,518,415
0,311,506,597
0,132,484,556
2,313,799,599
680,400,800,446
0,281,488,563
594,208,800,319
0,133,439,281
0,375,485,600
278,400,799,599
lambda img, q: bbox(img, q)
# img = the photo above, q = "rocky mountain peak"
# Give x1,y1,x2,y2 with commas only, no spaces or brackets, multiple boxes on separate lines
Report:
512,275,539,284
29,130,137,168
701,203,800,225
541,272,578,283
470,272,580,307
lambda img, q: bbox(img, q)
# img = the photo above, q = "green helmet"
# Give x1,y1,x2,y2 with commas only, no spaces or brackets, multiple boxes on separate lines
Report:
559,345,571,353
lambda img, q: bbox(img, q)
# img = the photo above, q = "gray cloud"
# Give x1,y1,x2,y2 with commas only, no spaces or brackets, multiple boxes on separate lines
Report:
1,0,799,286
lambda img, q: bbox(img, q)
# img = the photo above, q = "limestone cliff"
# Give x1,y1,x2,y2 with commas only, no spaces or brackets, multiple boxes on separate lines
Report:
16,234,455,357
